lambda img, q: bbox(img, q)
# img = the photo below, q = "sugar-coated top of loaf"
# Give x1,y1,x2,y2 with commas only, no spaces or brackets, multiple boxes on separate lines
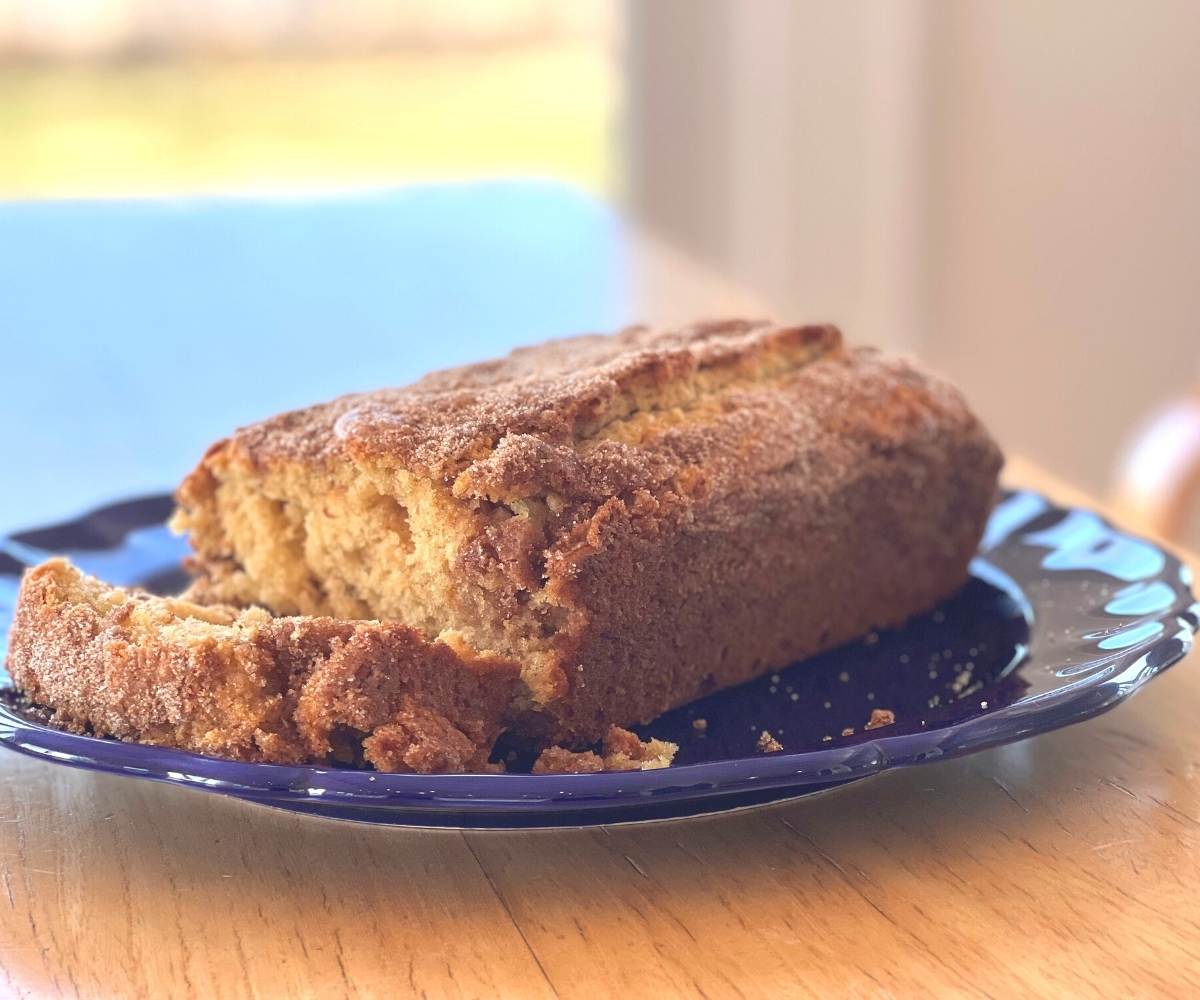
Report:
193,319,999,509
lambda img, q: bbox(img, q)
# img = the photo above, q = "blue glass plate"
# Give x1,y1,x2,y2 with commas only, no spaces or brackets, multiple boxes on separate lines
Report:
0,491,1195,828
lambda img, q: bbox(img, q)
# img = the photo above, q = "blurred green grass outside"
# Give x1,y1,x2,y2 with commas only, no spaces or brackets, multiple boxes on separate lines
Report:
0,43,613,197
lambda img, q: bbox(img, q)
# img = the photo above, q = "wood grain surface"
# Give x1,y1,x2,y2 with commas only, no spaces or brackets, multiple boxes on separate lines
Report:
0,464,1196,999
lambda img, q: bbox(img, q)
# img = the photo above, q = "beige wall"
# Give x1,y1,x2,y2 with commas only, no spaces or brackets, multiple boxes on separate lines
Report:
626,0,1200,505
927,0,1200,499
627,1,913,347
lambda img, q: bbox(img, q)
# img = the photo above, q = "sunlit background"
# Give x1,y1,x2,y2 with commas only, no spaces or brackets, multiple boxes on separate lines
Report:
2,0,1199,546
0,1,616,195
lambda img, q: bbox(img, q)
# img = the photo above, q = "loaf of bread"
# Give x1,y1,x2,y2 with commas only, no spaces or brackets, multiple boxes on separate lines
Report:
6,559,519,772
171,320,1003,747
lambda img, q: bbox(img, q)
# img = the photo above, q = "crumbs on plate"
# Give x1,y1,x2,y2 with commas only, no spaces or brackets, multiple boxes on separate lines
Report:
865,708,896,730
756,730,783,753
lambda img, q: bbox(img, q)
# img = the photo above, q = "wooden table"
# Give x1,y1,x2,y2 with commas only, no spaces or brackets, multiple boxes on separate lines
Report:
1,192,1198,998
2,459,1197,1000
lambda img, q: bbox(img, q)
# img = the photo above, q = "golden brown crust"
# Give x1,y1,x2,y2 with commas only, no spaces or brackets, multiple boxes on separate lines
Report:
202,320,836,481
5,560,518,773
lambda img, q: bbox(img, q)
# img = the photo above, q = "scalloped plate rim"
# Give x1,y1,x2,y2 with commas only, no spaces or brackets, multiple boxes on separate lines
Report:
0,489,1194,827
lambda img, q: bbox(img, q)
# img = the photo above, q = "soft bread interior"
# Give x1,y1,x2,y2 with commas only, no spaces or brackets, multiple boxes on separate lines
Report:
172,461,570,707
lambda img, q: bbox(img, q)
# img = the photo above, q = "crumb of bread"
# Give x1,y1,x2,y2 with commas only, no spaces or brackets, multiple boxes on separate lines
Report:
600,725,678,770
692,718,708,732
532,725,679,774
841,727,856,737
865,708,896,730
532,747,605,774
757,730,783,753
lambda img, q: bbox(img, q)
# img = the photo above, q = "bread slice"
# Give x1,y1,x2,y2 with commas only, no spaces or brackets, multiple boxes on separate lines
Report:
5,559,518,772
173,320,1003,744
